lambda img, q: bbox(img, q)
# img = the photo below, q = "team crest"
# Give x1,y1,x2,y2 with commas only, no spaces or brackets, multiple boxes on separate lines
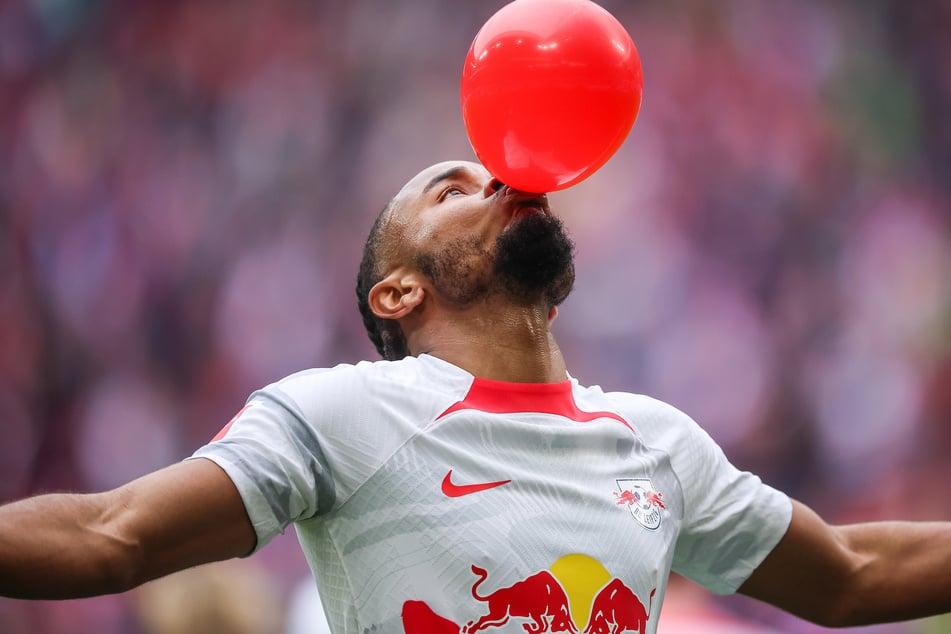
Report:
614,478,665,530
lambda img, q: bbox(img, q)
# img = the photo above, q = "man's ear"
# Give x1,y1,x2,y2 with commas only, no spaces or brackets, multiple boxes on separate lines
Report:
368,268,426,321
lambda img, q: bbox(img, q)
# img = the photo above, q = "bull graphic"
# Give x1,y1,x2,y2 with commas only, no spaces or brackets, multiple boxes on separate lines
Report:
463,565,579,634
582,579,656,634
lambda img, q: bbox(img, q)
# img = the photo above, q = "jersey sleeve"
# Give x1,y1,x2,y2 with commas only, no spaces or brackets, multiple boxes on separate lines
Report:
190,379,335,554
667,405,792,594
614,393,792,595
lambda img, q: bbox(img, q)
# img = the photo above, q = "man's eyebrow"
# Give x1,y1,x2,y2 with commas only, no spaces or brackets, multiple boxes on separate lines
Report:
422,166,472,194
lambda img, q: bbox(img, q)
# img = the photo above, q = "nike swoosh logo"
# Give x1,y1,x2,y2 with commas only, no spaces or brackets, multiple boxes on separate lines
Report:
441,469,511,498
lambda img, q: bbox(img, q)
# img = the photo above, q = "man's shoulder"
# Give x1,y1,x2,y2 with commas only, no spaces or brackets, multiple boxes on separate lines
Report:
261,354,470,411
275,354,462,388
571,380,679,417
572,380,704,440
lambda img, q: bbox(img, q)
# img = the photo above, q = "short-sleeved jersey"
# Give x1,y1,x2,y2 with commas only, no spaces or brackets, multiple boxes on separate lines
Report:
192,354,791,634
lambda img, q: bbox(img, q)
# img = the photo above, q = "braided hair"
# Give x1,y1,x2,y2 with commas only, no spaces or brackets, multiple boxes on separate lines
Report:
356,200,410,360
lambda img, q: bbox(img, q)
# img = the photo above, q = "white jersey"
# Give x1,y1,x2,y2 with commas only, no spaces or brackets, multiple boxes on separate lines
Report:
192,353,791,634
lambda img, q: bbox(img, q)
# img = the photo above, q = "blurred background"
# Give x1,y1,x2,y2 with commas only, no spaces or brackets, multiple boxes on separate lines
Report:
0,0,949,632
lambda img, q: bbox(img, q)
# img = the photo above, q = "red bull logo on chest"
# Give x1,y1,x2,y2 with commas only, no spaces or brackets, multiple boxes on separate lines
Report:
463,566,576,633
402,554,656,634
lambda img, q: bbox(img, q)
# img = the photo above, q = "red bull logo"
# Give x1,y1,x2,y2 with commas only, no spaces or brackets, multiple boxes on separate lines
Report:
463,565,577,633
583,580,656,634
402,554,655,634
402,600,463,634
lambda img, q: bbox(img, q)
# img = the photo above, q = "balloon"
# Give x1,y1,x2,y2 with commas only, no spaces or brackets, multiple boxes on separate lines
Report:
461,0,643,193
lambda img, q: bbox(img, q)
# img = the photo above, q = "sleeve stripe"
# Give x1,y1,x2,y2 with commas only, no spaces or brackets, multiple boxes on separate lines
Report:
212,403,253,442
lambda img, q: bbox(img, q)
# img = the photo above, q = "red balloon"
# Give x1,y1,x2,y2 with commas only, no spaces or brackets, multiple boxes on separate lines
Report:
461,0,643,193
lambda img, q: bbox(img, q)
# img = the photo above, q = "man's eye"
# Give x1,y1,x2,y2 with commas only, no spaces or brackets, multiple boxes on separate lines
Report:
440,186,465,200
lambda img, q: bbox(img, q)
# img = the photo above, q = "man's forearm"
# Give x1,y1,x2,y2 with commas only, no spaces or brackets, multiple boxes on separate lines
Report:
739,500,951,627
1,460,257,601
0,492,139,599
839,521,951,626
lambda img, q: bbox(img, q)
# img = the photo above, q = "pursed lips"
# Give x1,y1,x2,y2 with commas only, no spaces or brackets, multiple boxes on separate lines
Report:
502,194,551,227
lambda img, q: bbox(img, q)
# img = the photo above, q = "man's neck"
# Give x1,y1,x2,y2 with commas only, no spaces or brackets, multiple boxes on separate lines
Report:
408,302,567,384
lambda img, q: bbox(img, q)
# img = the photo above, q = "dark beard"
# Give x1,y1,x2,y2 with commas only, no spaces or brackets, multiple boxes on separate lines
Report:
414,213,575,307
494,213,575,306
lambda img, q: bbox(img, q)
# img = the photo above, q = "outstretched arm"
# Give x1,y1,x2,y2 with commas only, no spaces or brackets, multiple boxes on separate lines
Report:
739,499,951,627
0,458,256,600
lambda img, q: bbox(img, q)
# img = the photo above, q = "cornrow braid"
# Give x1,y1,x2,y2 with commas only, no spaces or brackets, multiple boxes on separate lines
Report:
356,200,409,360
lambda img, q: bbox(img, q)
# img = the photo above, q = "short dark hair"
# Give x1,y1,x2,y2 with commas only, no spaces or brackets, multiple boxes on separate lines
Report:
356,200,409,360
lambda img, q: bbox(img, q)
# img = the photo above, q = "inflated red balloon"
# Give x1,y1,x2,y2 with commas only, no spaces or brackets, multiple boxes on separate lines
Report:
461,0,643,193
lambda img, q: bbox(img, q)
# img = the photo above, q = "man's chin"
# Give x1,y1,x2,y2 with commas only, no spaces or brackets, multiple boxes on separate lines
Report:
494,214,576,306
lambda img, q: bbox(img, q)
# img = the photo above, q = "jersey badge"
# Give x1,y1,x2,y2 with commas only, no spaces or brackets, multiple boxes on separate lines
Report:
614,478,665,530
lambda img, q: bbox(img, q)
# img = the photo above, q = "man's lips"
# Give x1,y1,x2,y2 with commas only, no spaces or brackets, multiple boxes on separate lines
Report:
513,205,546,218
505,200,549,228
509,196,550,218
493,187,551,228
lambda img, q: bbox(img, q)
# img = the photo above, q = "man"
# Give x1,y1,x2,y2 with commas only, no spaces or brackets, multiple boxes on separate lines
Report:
1,160,949,633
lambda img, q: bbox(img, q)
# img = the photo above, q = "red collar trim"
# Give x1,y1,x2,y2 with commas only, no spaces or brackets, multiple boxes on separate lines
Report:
436,377,632,431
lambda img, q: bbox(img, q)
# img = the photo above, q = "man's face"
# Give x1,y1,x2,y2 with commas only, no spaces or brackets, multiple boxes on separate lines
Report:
389,160,575,307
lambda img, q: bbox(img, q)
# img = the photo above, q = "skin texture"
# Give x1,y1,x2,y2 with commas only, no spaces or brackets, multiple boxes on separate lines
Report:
0,160,948,627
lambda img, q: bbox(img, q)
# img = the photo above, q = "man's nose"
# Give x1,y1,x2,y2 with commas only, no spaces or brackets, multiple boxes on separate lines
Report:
483,176,506,197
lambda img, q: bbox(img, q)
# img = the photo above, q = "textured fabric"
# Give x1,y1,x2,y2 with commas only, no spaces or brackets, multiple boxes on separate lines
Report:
192,354,791,634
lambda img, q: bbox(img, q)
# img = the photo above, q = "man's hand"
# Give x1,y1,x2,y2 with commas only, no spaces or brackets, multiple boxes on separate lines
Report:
0,458,256,599
739,499,951,627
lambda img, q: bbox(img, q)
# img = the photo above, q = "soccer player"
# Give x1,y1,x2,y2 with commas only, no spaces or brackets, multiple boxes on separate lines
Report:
1,161,949,633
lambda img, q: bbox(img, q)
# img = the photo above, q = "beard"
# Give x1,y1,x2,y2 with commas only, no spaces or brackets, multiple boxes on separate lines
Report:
414,213,575,308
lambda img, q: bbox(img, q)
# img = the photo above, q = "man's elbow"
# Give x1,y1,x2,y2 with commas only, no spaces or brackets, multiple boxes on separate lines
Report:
87,492,148,595
801,601,857,629
790,572,879,628
94,530,146,594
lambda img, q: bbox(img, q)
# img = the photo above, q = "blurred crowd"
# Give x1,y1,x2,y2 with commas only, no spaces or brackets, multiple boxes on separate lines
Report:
1,0,949,632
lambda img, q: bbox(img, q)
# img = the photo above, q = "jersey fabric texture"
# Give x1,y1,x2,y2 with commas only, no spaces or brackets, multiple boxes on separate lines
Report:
191,353,792,634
